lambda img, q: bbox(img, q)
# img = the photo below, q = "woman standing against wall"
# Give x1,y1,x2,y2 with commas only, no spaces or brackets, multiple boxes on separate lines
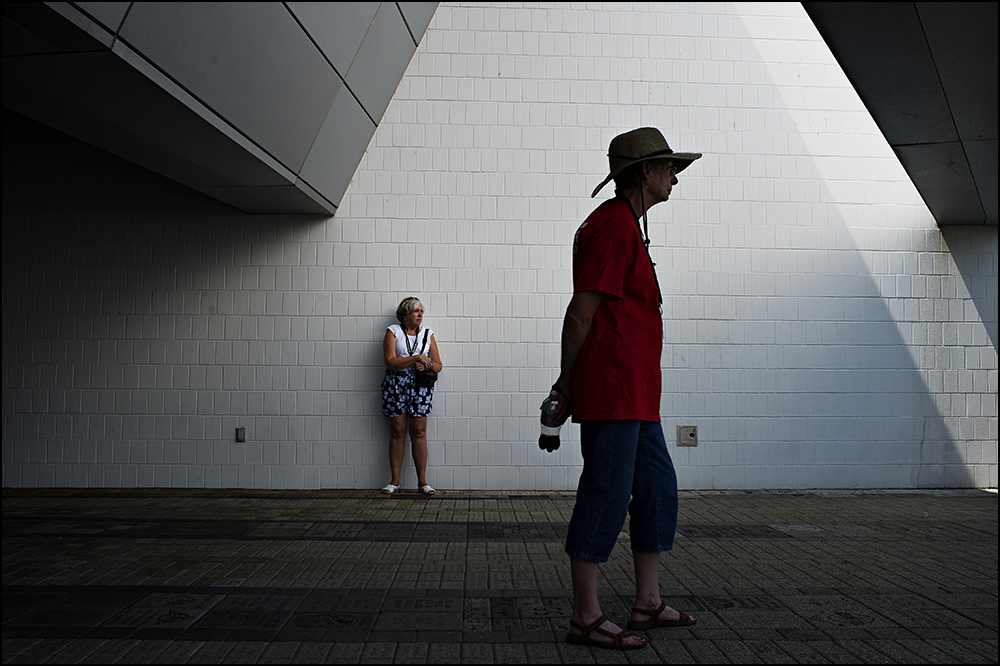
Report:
380,297,443,495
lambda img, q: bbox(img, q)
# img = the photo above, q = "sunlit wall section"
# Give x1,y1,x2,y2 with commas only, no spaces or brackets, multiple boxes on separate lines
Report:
335,1,997,490
2,3,996,490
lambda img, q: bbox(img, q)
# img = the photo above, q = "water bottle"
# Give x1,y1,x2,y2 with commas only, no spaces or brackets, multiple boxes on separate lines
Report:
539,389,561,452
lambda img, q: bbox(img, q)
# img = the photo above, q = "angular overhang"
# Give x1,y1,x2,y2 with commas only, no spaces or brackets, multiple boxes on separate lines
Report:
2,2,439,215
804,2,997,227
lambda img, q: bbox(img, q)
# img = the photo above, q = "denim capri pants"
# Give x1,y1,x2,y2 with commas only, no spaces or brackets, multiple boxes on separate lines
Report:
564,420,678,563
381,369,434,418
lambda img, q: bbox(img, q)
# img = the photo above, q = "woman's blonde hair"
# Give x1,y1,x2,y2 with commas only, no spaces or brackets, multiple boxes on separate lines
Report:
395,296,423,323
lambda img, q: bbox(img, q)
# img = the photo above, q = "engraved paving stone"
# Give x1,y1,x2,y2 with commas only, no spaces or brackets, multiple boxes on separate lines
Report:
214,593,303,613
516,596,572,619
412,523,468,541
105,593,224,629
881,606,980,628
155,521,248,539
304,523,362,539
465,523,567,541
196,607,295,631
296,592,385,614
357,522,416,541
769,524,824,535
246,521,313,538
131,592,225,612
701,595,787,611
501,523,566,540
373,611,462,631
677,525,790,539
289,612,377,631
189,590,303,637
463,598,491,621
383,596,464,613
780,594,893,630
490,597,519,619
374,596,463,631
807,610,878,627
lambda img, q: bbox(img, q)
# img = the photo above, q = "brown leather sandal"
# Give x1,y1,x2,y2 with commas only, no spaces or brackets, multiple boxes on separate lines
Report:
626,601,697,630
566,614,647,650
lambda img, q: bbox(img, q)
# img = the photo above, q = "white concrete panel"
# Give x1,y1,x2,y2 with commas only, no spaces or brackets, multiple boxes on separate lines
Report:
1,2,995,491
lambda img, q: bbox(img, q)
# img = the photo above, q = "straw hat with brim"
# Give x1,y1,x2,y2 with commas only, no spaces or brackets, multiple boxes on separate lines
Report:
591,127,702,198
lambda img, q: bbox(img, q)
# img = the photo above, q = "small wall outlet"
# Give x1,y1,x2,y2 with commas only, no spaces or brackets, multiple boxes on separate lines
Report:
677,425,697,446
235,426,246,443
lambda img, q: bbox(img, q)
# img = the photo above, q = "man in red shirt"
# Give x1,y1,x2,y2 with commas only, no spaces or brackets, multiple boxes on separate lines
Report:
550,128,701,650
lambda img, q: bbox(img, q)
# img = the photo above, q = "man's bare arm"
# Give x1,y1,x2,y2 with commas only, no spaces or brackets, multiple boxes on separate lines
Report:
550,290,604,425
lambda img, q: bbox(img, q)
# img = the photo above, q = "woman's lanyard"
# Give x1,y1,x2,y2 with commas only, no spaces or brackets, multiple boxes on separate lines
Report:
402,327,426,357
616,193,663,310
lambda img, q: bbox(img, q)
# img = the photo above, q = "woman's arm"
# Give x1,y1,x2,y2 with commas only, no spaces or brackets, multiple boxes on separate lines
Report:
383,329,425,371
420,335,442,373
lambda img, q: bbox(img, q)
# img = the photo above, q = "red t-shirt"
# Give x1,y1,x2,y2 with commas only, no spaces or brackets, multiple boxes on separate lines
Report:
571,197,663,421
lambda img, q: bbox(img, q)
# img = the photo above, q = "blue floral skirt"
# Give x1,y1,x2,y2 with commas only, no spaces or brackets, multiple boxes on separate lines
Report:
381,369,434,418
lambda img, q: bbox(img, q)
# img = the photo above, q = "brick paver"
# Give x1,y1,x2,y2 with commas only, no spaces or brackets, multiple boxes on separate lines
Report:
2,488,996,663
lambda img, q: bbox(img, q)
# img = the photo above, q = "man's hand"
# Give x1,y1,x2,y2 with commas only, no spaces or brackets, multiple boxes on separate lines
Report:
549,379,573,426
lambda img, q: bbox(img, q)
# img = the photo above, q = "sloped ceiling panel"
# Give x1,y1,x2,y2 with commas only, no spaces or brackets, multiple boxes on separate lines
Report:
804,2,997,227
1,1,439,215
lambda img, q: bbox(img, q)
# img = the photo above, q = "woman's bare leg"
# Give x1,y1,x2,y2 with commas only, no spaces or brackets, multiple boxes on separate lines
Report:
408,416,428,487
388,414,408,486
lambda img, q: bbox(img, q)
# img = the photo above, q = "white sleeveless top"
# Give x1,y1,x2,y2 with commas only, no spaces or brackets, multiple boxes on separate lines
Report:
387,324,435,359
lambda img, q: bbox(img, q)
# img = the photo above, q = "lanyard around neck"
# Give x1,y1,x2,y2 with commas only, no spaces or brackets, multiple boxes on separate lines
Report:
403,327,426,356
616,194,663,306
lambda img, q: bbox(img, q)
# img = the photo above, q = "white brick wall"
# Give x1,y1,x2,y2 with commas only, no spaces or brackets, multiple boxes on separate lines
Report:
3,2,997,490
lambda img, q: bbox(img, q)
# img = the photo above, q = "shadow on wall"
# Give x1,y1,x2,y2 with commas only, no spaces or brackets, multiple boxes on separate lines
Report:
706,12,978,489
2,109,339,489
942,227,999,352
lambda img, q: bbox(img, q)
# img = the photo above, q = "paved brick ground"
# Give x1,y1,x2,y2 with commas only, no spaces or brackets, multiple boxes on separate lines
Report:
2,487,996,663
